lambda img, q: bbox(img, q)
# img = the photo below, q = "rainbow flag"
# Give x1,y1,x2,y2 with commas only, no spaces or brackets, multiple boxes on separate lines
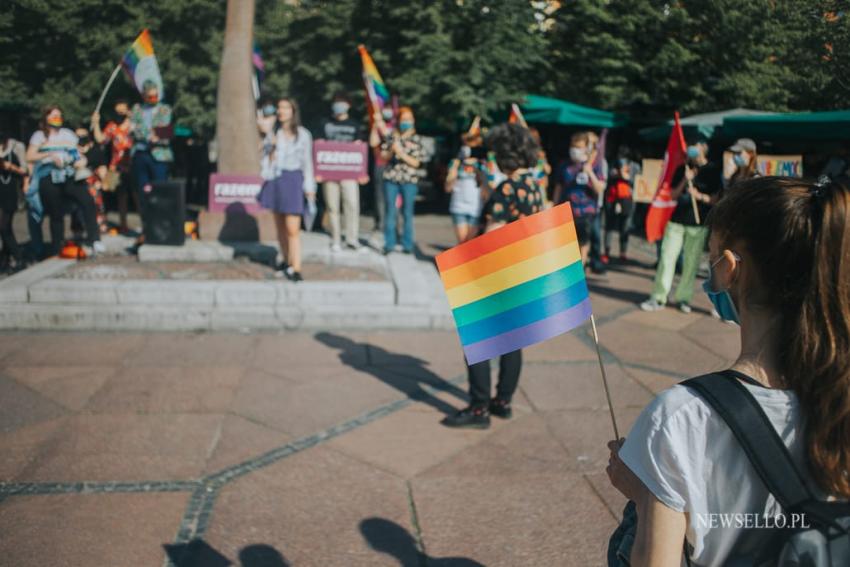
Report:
358,44,390,113
121,29,164,97
436,203,592,364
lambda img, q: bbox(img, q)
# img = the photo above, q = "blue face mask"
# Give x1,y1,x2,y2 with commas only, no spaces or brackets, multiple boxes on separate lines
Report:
686,146,700,160
703,255,740,324
399,121,413,132
733,153,747,167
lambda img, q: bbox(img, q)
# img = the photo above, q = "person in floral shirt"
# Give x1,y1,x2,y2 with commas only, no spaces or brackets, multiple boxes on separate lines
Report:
379,106,429,254
129,81,173,214
92,99,136,232
443,122,542,430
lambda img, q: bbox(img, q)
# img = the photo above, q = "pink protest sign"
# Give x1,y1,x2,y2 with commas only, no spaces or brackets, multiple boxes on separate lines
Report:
208,173,265,214
313,140,368,181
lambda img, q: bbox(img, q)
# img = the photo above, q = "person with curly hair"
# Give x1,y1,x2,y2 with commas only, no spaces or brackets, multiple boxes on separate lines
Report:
442,122,544,429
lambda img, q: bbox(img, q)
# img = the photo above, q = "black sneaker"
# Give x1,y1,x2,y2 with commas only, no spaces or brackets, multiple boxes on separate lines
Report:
489,398,513,419
441,406,491,429
285,267,303,282
274,261,289,278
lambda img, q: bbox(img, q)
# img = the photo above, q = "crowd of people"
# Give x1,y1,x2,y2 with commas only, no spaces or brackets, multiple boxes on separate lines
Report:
0,79,172,272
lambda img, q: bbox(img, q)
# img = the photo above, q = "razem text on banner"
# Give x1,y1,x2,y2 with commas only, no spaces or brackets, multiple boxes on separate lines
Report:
312,140,368,181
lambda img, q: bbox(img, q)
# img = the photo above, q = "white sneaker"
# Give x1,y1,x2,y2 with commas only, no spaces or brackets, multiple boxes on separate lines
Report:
93,241,107,255
330,243,342,253
640,298,665,312
678,302,692,314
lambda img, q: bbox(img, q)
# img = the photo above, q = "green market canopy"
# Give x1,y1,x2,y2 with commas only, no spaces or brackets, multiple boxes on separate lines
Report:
640,108,772,142
520,94,627,128
722,110,850,141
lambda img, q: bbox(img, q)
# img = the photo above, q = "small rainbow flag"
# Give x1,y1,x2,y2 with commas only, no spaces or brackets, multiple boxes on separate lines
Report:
358,44,390,113
121,29,164,97
436,203,592,364
508,103,528,128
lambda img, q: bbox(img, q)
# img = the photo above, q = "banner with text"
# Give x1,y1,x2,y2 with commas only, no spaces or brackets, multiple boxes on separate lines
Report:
313,140,368,181
208,173,265,214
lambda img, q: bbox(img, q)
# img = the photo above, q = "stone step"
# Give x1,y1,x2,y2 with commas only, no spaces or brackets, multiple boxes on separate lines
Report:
23,279,397,307
0,302,454,332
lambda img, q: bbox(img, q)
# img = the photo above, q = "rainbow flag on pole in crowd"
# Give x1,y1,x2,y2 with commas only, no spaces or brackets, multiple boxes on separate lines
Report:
436,203,592,365
358,44,390,114
508,103,528,128
121,29,164,97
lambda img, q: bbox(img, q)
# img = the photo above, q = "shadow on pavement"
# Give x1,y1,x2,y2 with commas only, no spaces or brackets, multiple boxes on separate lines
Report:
165,540,290,567
315,332,468,416
361,517,485,567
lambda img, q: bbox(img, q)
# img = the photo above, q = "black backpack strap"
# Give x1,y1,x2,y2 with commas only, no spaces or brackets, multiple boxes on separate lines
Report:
682,371,814,511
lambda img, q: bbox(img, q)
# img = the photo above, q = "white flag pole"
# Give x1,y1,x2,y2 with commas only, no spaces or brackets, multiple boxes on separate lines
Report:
590,314,620,439
94,64,123,117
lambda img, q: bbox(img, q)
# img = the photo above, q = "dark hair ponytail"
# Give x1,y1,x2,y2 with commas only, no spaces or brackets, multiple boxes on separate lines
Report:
707,176,850,497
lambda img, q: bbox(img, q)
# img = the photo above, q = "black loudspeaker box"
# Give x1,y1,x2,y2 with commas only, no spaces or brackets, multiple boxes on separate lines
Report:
142,180,186,246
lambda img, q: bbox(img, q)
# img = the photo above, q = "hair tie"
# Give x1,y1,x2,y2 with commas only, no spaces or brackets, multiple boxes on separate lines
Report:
812,175,832,199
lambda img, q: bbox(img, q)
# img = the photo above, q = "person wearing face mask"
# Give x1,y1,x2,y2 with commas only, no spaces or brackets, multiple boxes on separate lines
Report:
25,105,103,256
607,176,850,567
129,81,173,213
368,106,395,240
319,92,368,252
641,141,722,314
552,131,607,271
92,99,137,233
74,125,108,234
724,138,759,187
445,134,488,244
380,106,428,255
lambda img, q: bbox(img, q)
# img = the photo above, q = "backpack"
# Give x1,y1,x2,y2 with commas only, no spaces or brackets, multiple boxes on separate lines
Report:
684,370,850,566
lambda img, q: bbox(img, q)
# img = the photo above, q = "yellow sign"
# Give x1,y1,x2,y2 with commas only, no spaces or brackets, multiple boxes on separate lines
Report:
632,159,663,204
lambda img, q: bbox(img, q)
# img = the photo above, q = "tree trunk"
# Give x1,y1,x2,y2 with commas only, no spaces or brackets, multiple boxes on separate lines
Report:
216,0,259,174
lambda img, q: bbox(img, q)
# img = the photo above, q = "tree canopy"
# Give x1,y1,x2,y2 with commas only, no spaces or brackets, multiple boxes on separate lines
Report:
1,0,846,138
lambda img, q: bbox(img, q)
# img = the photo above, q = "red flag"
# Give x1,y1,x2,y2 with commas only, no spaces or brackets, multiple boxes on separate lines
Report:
645,112,687,243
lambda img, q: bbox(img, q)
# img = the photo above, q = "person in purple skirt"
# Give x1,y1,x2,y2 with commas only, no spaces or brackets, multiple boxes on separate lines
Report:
258,97,316,282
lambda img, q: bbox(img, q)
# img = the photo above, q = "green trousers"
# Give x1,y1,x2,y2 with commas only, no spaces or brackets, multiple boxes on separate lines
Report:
651,221,709,305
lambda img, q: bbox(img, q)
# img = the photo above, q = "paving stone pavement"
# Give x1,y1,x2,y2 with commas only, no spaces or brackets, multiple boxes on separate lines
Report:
0,215,740,566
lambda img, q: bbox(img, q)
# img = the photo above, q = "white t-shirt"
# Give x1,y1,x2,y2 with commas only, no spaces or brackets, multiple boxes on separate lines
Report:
620,382,812,566
29,128,79,164
449,159,483,217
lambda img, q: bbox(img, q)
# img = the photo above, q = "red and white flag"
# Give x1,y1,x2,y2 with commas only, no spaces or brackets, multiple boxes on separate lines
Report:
645,112,687,242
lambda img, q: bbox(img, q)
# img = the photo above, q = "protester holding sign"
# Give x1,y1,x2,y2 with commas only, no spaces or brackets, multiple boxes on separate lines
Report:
26,106,102,256
319,92,367,252
641,142,721,314
608,176,850,566
129,80,173,202
258,97,315,282
380,106,427,255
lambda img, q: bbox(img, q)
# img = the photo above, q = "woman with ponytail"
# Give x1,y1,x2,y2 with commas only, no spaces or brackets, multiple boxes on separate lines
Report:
606,175,849,566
